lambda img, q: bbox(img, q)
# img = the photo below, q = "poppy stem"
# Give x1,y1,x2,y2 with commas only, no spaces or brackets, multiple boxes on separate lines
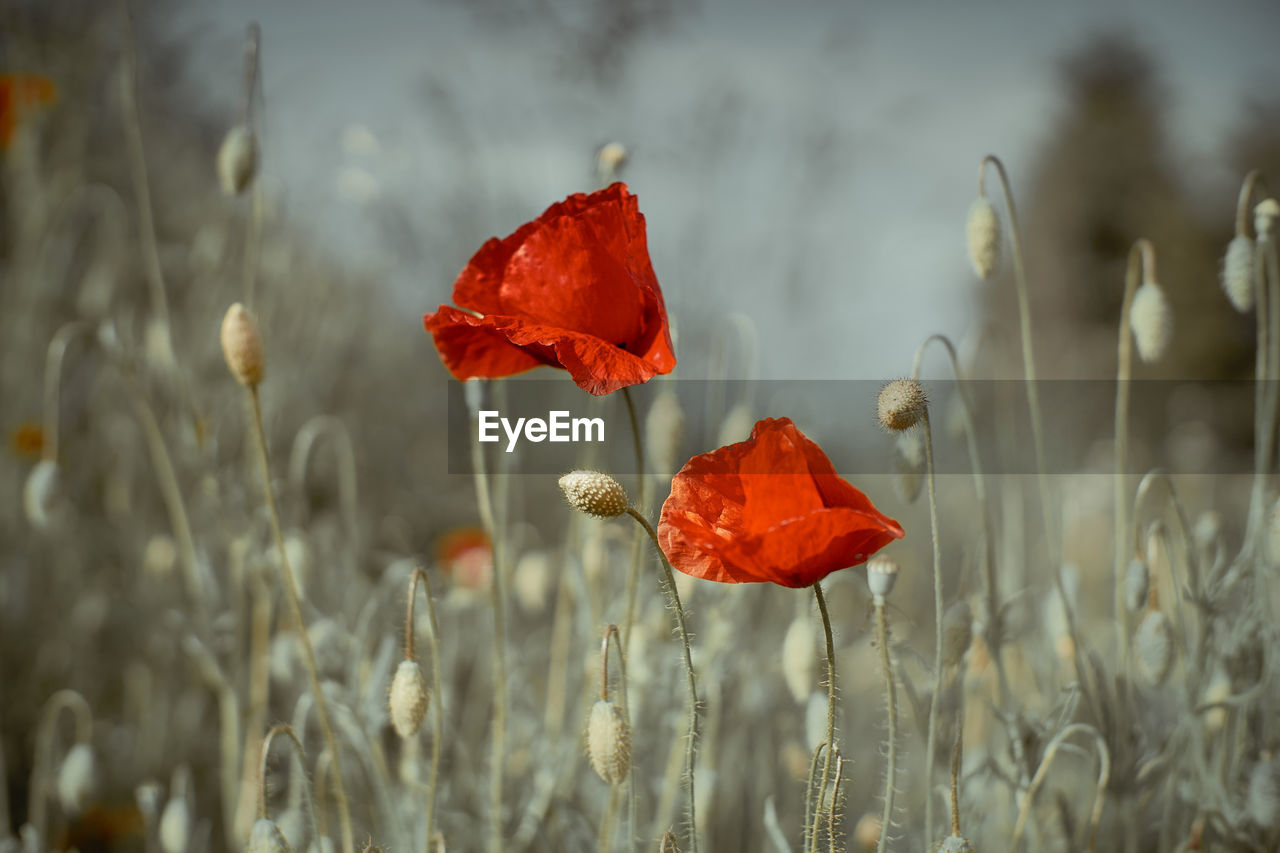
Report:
873,600,897,853
258,725,306,821
597,625,636,853
624,507,699,853
246,387,355,853
407,568,446,849
621,387,647,653
802,742,826,853
809,582,837,853
921,407,944,848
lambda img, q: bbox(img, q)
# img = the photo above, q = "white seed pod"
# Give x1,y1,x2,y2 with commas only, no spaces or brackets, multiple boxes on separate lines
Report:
877,379,927,432
221,303,264,387
1222,235,1256,313
1134,610,1174,685
56,743,96,815
217,124,258,196
941,600,973,667
158,795,191,853
893,431,925,504
645,390,685,476
780,615,816,704
248,817,293,853
1248,756,1280,829
1256,198,1280,240
586,700,631,784
716,402,755,448
23,459,63,529
966,196,1002,279
937,835,975,853
1129,280,1173,364
1124,558,1150,613
558,470,629,518
388,659,430,738
866,554,899,600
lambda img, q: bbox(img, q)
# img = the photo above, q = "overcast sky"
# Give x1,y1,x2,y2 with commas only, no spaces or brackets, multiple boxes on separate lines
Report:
174,0,1280,381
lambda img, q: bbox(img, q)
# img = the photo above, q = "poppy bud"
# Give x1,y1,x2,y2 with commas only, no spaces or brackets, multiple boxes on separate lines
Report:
1248,755,1280,829
1256,198,1280,239
57,743,96,815
23,458,62,529
941,600,973,667
866,554,899,600
966,196,1001,279
558,470,629,518
1134,610,1174,685
1222,235,1255,313
221,303,264,387
1124,558,1150,613
217,124,258,196
877,379,927,432
249,817,293,853
1129,281,1173,364
586,700,631,784
388,659,430,738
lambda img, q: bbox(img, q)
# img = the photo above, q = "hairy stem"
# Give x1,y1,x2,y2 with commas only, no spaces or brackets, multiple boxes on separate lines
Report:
809,583,837,853
922,408,944,845
874,602,897,853
407,568,446,851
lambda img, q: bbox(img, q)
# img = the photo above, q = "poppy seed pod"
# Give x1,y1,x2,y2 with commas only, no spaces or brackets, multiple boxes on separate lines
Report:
941,600,973,667
388,659,430,739
1256,198,1280,239
878,379,927,432
866,554,899,600
1129,281,1173,364
586,699,631,784
23,458,62,529
217,124,258,196
1134,610,1174,685
558,470,629,518
220,303,264,387
248,817,293,853
966,196,1001,279
1222,235,1256,313
1124,558,1150,613
56,743,96,814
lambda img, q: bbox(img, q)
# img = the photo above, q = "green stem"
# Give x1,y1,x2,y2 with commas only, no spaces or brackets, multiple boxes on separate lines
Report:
407,569,445,852
874,602,897,853
921,408,944,846
808,583,836,853
621,387,647,652
625,507,699,853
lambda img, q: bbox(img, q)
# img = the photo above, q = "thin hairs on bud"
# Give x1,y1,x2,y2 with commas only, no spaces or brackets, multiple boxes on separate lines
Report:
558,470,629,518
1222,235,1255,313
877,379,927,432
221,302,264,386
966,196,1001,279
217,124,258,196
1129,281,1173,364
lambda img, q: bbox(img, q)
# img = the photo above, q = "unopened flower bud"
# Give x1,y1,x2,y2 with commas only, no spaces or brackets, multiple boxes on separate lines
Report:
217,124,258,196
388,659,430,738
1134,609,1174,685
221,303,264,387
1222,235,1255,313
586,700,631,784
1129,281,1173,364
56,743,96,815
558,470,629,518
966,196,1001,279
159,794,191,853
1248,755,1280,829
1255,198,1280,239
877,379,927,432
1124,558,1150,613
24,459,62,529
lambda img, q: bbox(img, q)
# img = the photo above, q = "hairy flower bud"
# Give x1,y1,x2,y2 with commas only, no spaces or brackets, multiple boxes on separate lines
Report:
217,124,258,196
1222,235,1255,313
1256,198,1280,239
1129,281,1173,364
57,743,96,815
1134,610,1174,685
388,659,430,738
877,379,927,432
966,196,1001,279
586,700,631,784
558,470,629,518
23,459,62,529
1124,558,1150,613
221,303,264,387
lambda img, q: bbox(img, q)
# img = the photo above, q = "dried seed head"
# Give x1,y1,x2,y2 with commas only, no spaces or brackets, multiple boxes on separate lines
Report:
781,615,816,704
23,459,62,529
1124,558,1150,613
56,743,96,815
248,817,293,853
866,553,899,600
1256,198,1280,239
966,196,1002,279
388,659,430,738
1129,281,1173,364
158,795,191,853
937,835,975,853
1248,756,1280,829
645,390,685,476
893,431,925,503
942,600,973,667
558,470,629,518
877,379,927,432
586,700,631,784
221,303,264,387
1134,610,1174,685
852,813,882,851
1222,235,1256,313
217,124,258,196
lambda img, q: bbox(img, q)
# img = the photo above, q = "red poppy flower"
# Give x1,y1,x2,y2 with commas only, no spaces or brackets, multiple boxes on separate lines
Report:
423,182,676,396
657,418,904,588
